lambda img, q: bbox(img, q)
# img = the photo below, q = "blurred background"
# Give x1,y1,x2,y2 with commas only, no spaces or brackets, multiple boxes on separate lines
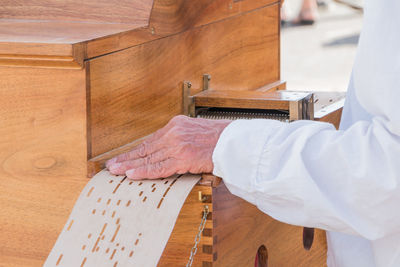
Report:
281,0,363,92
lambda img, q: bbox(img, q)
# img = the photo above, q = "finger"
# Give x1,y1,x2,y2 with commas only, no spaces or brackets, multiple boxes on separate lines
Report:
106,139,165,169
105,157,118,169
125,139,165,160
105,129,170,169
108,149,169,175
126,158,178,180
106,115,186,169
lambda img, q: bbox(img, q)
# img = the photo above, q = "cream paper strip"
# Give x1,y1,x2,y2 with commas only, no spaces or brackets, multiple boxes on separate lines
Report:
44,170,200,267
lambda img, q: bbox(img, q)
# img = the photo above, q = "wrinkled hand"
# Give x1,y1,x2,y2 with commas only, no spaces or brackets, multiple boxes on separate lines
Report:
106,115,231,180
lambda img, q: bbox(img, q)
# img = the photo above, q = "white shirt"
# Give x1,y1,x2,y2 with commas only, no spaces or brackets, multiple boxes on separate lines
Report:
212,1,400,266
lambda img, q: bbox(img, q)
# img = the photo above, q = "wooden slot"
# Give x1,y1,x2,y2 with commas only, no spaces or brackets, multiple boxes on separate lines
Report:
67,220,74,231
110,225,121,243
56,254,63,266
87,187,94,197
80,257,87,267
110,249,117,260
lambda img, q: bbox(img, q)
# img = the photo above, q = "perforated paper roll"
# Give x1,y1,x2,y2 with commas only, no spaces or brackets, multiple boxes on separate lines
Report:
45,170,200,267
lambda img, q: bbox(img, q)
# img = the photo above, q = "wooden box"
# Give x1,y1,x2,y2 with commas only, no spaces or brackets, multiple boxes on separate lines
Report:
0,1,283,265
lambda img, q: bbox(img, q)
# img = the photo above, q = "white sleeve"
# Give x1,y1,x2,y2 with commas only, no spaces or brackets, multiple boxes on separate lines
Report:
212,0,400,241
212,117,400,240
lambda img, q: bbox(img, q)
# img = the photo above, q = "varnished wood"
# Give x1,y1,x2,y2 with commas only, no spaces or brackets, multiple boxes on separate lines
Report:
0,66,88,267
0,2,283,264
0,0,280,61
158,178,327,266
87,0,279,58
88,5,280,157
0,19,138,45
0,0,153,24
149,0,276,36
212,182,327,267
158,184,214,266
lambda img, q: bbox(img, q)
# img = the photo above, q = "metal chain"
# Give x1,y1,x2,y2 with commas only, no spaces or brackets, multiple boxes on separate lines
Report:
186,205,209,267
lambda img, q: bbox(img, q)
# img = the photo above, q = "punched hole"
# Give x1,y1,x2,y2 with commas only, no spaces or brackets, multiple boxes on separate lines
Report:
255,244,268,267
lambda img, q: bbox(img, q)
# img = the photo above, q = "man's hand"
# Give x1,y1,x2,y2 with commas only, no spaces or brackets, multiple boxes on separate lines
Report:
106,115,231,180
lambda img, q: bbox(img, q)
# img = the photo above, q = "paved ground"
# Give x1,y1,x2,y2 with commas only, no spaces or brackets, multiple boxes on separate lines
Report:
281,1,364,92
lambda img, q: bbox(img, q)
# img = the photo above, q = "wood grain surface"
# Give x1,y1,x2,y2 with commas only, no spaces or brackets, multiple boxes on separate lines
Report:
213,183,327,267
149,0,277,36
0,66,88,266
0,0,153,24
86,0,279,58
0,20,138,44
159,179,327,266
158,184,214,266
0,0,280,61
88,4,280,157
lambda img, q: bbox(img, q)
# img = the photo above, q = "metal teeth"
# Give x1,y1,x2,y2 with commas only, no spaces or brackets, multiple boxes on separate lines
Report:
196,111,289,122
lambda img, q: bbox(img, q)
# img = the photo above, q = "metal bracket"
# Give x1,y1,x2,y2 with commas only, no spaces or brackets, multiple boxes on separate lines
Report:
289,93,314,121
182,81,194,117
203,74,211,91
182,74,211,117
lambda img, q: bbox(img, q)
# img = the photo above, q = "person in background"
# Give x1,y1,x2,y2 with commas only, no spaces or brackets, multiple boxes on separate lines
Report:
282,0,319,25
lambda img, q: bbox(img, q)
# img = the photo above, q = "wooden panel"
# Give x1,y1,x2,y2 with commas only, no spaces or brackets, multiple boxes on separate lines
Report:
213,183,327,267
0,20,138,44
0,0,281,61
150,0,277,36
0,0,153,24
0,66,88,266
88,4,280,157
158,184,213,266
0,42,74,58
86,0,281,58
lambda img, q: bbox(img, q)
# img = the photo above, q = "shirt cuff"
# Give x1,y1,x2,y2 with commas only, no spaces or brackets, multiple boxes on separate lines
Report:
212,119,282,203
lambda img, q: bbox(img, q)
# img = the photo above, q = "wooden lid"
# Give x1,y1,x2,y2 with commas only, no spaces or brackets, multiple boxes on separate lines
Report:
0,0,279,67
